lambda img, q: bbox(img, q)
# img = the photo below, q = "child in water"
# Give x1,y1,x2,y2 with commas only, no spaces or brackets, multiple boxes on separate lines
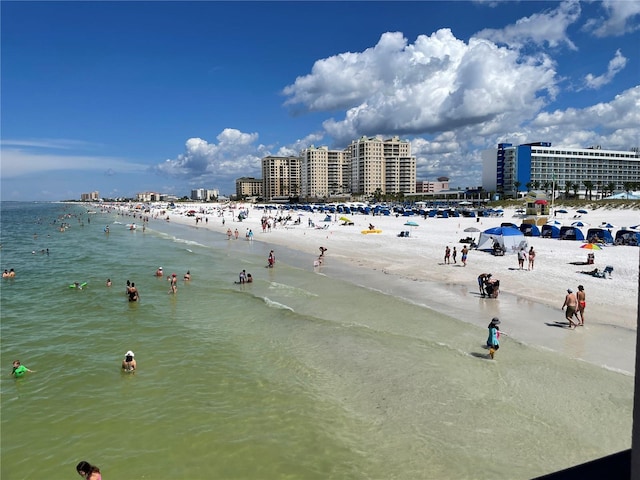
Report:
486,318,501,359
11,360,35,377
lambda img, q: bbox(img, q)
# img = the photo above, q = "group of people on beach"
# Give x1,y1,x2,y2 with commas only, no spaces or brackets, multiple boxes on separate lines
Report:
562,285,587,328
443,245,469,266
477,273,500,298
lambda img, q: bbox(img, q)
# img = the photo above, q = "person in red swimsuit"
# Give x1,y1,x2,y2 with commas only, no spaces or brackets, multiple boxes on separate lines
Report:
576,285,586,326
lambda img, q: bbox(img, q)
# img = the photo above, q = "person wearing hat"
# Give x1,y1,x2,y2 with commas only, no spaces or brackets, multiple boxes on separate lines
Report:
562,288,579,328
155,267,163,277
122,351,136,372
486,318,501,359
576,285,586,326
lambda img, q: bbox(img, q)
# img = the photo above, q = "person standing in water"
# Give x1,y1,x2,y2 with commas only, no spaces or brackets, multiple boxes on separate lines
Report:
11,360,35,377
122,351,136,371
486,318,501,359
76,460,102,479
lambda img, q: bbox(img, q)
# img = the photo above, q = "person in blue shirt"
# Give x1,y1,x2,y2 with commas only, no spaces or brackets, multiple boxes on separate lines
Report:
486,318,501,359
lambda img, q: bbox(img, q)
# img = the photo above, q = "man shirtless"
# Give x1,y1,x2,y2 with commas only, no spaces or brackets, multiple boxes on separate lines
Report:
576,285,586,326
562,288,579,328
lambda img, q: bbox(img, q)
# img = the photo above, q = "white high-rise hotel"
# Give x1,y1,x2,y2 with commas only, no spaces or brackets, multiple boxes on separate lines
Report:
266,136,417,201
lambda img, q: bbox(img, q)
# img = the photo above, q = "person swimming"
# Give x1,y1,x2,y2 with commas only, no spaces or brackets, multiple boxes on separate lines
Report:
121,351,136,371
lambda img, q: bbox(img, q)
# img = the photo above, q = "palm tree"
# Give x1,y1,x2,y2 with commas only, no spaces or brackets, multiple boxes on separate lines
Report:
583,180,594,200
513,181,521,198
607,181,617,197
623,181,633,199
525,181,533,192
542,181,551,195
532,180,540,190
572,183,580,198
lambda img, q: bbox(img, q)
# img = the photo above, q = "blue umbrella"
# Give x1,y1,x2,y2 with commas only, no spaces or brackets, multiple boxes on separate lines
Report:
571,221,585,227
576,209,588,214
404,221,419,227
601,222,616,229
556,209,568,214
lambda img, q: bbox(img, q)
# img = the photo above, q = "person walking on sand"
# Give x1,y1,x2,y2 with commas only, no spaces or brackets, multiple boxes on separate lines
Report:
461,246,468,267
562,288,579,328
486,317,501,359
444,246,451,264
576,285,586,326
528,246,536,270
517,247,527,270
452,247,457,263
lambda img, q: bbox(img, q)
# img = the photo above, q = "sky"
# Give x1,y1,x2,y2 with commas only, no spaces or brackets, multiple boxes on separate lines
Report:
1,1,639,201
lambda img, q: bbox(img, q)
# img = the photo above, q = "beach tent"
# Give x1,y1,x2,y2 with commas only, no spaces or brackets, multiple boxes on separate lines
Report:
615,229,640,246
541,224,561,238
586,228,614,244
477,226,527,254
559,226,585,241
519,223,541,237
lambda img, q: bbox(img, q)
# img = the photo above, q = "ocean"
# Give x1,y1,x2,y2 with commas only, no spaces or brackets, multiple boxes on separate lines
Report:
0,201,633,479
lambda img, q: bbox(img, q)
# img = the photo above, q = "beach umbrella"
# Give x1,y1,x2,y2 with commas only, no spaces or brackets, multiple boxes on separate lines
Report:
555,209,568,214
580,243,602,250
404,221,419,227
547,220,562,225
571,221,585,227
339,216,352,223
601,222,616,229
630,225,640,230
576,209,588,214
515,208,525,213
464,227,481,232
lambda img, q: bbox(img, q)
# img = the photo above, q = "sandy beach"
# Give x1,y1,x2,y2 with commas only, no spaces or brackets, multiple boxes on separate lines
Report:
135,201,639,373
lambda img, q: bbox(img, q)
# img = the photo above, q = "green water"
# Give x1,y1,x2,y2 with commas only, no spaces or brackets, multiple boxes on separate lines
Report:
0,202,633,479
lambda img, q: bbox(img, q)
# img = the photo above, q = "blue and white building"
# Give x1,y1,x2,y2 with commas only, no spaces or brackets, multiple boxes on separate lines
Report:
483,142,640,198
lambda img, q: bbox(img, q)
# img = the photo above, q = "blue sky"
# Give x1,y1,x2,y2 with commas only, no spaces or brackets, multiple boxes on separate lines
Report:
2,1,639,201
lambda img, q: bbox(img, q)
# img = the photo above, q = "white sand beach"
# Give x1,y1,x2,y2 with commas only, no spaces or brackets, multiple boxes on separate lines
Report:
136,201,639,373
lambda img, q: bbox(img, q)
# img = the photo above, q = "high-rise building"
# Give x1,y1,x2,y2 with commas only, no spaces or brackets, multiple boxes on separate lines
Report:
299,146,349,199
348,136,416,196
235,177,263,199
261,156,301,201
484,142,640,198
80,191,100,201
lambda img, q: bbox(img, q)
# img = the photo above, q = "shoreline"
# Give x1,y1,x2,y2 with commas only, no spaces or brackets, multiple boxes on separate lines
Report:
117,202,638,374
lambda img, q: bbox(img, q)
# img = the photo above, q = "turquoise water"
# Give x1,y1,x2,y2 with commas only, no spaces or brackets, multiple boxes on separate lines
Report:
0,202,633,479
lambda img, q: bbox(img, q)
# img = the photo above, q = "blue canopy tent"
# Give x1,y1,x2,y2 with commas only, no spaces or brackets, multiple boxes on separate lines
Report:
615,229,640,246
477,226,527,254
541,224,561,238
519,223,541,237
559,226,585,241
586,228,614,244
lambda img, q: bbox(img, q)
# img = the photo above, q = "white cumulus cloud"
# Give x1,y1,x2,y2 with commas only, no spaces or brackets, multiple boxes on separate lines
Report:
584,49,628,89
